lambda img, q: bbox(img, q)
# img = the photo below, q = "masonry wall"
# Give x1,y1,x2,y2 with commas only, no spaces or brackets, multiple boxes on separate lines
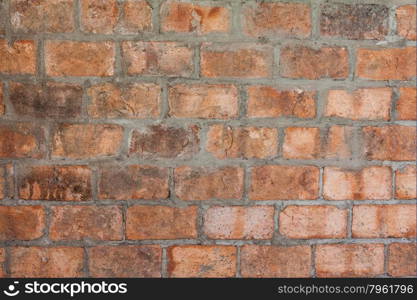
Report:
0,0,416,278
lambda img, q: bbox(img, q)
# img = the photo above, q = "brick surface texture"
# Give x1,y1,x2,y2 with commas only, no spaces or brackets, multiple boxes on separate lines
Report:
0,0,415,279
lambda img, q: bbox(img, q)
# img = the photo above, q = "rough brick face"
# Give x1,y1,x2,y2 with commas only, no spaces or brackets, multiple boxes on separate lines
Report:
396,87,416,120
0,123,45,158
388,243,417,277
396,5,416,40
81,0,118,34
0,206,45,241
395,165,416,200
0,248,5,277
0,40,36,75
283,127,320,159
0,84,3,115
0,164,14,200
120,0,152,33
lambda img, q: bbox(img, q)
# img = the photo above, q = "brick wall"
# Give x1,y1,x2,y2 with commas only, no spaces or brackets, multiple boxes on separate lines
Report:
0,0,416,278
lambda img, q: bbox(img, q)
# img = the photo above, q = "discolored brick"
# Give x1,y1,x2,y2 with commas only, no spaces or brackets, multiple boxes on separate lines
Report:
0,2,5,35
397,5,416,40
396,87,416,120
323,126,354,159
395,165,416,200
0,40,36,75
0,83,4,115
388,243,417,277
81,0,118,34
0,123,45,158
120,0,152,33
283,127,320,159
0,206,45,241
0,164,14,200
0,248,4,277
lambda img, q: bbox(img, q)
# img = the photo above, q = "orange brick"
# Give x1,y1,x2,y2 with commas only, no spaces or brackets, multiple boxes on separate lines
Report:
203,206,274,239
356,47,416,80
241,245,311,277
323,167,392,200
396,87,416,120
279,205,348,239
352,205,416,238
388,243,417,277
168,84,238,119
168,246,236,278
0,123,45,158
250,165,319,200
283,127,320,159
0,40,36,75
120,0,152,33
10,247,83,277
174,166,244,201
81,0,118,34
397,5,416,40
126,205,198,240
0,248,4,277
0,164,14,200
242,2,311,38
161,1,230,34
324,126,354,159
247,86,316,119
325,88,392,120
316,244,385,277
45,41,115,76
395,165,416,199
206,125,278,159
0,84,3,115
0,206,45,241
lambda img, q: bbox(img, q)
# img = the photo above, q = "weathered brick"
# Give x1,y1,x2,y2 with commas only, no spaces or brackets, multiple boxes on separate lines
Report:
11,0,74,33
201,44,273,78
397,5,416,40
206,125,278,159
120,0,152,33
161,1,230,34
0,206,44,240
45,41,115,76
280,206,348,239
241,245,311,278
52,123,124,159
129,125,199,159
362,125,416,161
122,41,193,76
175,166,244,201
50,206,123,241
0,83,4,115
323,167,392,200
316,244,384,277
0,40,36,75
396,87,416,120
0,123,45,158
325,88,392,120
168,246,236,278
0,164,13,200
283,127,320,159
10,247,83,277
81,0,118,34
320,4,388,40
352,205,416,238
250,166,319,200
242,2,311,38
324,126,354,159
99,165,169,200
168,84,238,119
356,47,416,80
0,2,5,35
395,165,416,200
280,45,349,79
388,243,417,277
10,82,83,119
0,248,4,277
203,206,274,239
18,165,92,201
87,82,161,119
247,86,316,119
126,205,198,240
89,245,161,278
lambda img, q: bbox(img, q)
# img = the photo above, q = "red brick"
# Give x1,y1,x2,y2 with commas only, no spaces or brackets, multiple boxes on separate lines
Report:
320,4,388,40
10,82,83,119
81,0,118,34
89,245,161,278
174,166,244,201
356,47,416,80
10,247,83,277
161,1,230,34
247,86,316,119
129,125,199,159
397,5,416,40
52,123,124,159
388,243,417,277
168,246,236,278
120,0,152,33
206,125,278,159
45,41,115,76
11,0,74,33
122,41,193,76
0,40,36,75
168,84,238,119
50,206,123,241
0,248,4,277
395,165,416,200
99,165,169,200
126,205,198,240
280,45,349,79
250,165,319,200
352,205,416,238
0,206,44,241
0,123,45,158
18,165,92,201
323,167,392,200
203,206,274,239
362,125,416,161
241,245,311,278
87,82,161,119
325,88,392,120
396,87,416,120
280,205,348,239
316,244,384,277
243,2,311,38
201,44,272,78
324,126,354,159
283,127,320,159
0,164,14,200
